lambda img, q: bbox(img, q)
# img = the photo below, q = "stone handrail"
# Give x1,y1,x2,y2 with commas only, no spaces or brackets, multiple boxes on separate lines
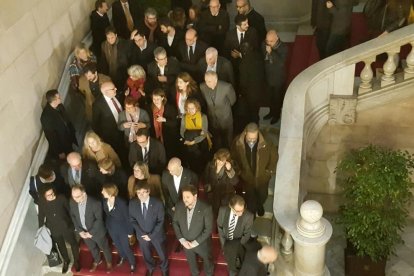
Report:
274,24,414,249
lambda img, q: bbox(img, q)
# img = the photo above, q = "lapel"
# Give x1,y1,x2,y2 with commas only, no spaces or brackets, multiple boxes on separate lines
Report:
223,207,231,235
188,201,202,231
67,168,75,186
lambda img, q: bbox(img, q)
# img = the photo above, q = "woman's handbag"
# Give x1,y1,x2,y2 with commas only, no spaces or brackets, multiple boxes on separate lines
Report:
47,244,62,267
34,225,52,255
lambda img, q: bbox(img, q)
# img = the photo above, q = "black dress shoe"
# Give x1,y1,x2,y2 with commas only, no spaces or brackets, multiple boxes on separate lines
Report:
257,206,265,217
145,270,154,276
174,244,183,252
117,257,124,267
62,261,69,274
263,113,273,120
130,265,136,273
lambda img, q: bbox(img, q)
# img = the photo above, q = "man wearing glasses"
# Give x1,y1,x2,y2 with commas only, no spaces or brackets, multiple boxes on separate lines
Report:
217,195,254,276
147,47,180,92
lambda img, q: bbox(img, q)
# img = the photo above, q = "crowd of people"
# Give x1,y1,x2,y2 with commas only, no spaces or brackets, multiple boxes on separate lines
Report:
36,0,284,275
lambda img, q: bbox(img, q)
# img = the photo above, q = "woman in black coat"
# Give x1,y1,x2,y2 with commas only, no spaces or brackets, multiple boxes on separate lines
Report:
38,184,80,273
147,88,182,159
101,183,136,273
98,158,129,200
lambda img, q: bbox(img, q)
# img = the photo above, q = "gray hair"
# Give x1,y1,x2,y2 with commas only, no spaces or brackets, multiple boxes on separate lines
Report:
205,70,218,79
145,7,157,17
205,47,218,57
153,47,167,58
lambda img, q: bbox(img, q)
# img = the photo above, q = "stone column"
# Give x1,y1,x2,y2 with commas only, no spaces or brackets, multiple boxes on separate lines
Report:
291,200,333,276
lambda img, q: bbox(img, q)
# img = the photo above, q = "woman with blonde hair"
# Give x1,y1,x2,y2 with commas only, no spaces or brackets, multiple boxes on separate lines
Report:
204,148,239,216
125,65,146,105
82,131,121,167
180,98,211,173
127,161,163,201
69,43,97,89
173,72,205,116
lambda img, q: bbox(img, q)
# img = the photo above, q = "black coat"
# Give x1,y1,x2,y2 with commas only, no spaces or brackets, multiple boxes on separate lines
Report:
158,29,185,59
198,9,230,53
102,197,133,236
127,40,156,70
40,104,77,159
147,57,181,93
90,10,110,58
100,38,130,90
128,137,167,175
178,40,209,78
245,9,267,43
101,168,129,199
38,195,74,235
197,55,234,86
239,50,266,105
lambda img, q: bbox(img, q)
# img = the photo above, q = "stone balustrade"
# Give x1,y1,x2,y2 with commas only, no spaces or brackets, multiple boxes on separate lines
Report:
274,24,414,273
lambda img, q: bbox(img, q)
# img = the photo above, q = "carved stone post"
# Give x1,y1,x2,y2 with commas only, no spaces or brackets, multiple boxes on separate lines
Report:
358,57,376,94
281,231,293,255
381,48,400,87
404,41,414,80
291,200,333,276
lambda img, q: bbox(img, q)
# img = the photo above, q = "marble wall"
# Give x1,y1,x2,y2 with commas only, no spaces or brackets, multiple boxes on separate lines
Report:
305,96,414,213
0,0,93,248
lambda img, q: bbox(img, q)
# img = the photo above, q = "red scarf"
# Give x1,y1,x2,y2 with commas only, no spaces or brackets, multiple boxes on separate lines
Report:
153,105,164,143
127,77,145,101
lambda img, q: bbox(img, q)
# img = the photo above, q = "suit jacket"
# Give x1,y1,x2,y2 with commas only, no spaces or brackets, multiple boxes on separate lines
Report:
147,57,181,93
70,195,107,239
245,9,267,43
112,0,143,39
161,168,199,212
178,40,208,77
200,80,236,129
40,104,77,158
128,137,167,175
78,73,111,120
129,196,165,241
100,38,129,86
127,40,156,70
198,9,230,52
172,200,213,245
118,107,151,138
197,56,235,86
158,29,185,59
224,27,259,59
216,206,254,247
102,197,133,236
92,95,124,150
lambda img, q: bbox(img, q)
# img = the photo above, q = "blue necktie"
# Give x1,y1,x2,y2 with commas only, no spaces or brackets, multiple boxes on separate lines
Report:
142,202,147,219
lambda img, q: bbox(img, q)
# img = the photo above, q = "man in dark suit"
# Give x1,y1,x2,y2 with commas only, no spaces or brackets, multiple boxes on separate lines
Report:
161,157,199,218
239,244,278,276
159,17,184,59
128,127,167,175
217,195,254,276
92,81,125,159
90,0,110,61
61,152,103,198
223,14,259,91
178,28,208,80
136,7,163,44
112,0,143,39
198,47,234,86
128,29,157,71
200,70,236,150
147,47,181,94
198,0,230,54
172,185,214,276
69,184,112,272
100,26,129,91
235,0,267,43
129,181,169,276
40,89,77,161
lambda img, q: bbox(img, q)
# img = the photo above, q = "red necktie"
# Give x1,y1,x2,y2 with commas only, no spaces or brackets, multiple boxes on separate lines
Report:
111,98,121,113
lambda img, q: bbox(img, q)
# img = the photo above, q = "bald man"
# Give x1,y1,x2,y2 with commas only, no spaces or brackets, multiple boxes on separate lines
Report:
261,29,288,124
161,157,199,218
61,152,103,198
239,244,278,276
199,0,230,54
92,81,125,160
178,28,208,79
235,0,267,42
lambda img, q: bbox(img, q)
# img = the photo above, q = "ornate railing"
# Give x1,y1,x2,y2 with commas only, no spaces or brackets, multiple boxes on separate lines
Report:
274,24,414,261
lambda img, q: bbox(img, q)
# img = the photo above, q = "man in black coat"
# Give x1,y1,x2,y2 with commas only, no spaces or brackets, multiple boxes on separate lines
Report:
172,185,214,276
235,0,267,43
69,184,113,272
136,7,163,44
198,0,230,54
262,29,289,124
100,26,129,92
40,89,77,160
112,0,143,39
198,47,234,86
161,157,199,218
159,17,185,59
178,28,209,80
127,29,156,71
217,195,254,276
128,127,167,175
129,181,169,276
90,0,110,60
147,47,181,93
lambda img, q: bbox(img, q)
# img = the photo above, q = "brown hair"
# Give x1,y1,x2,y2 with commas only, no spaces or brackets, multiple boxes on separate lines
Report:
98,158,115,173
37,164,54,179
184,98,201,113
134,179,151,194
152,88,168,105
176,72,198,95
124,95,138,107
181,184,198,195
213,148,232,162
102,183,119,197
229,194,245,208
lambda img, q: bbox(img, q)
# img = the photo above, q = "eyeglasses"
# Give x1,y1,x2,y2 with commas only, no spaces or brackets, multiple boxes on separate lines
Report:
156,56,167,61
45,191,55,198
